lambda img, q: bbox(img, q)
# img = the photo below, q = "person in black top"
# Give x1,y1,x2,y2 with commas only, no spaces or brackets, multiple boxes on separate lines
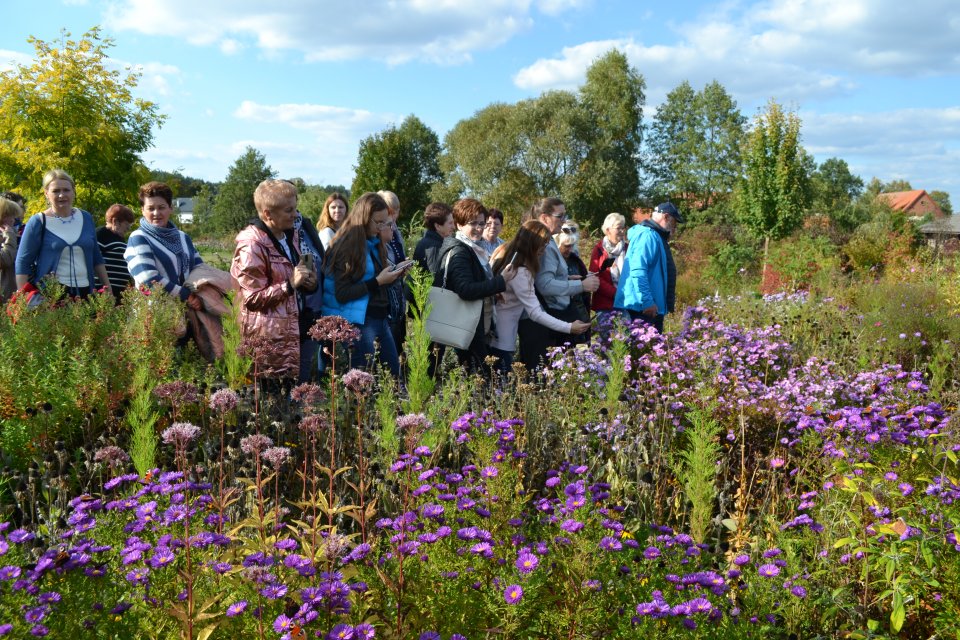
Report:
96,203,135,301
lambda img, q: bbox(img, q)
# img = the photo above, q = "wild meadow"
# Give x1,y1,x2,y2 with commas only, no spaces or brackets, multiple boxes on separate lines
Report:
0,235,958,640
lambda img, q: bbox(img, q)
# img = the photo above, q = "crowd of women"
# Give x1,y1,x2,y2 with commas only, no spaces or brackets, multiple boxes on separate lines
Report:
3,171,678,388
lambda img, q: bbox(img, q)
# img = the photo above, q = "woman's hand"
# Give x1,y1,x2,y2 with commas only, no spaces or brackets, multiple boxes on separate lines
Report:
500,263,517,282
375,266,403,286
570,320,591,335
291,264,315,291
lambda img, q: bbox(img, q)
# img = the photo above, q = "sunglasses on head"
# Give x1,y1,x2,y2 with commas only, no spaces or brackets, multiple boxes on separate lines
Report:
561,226,578,234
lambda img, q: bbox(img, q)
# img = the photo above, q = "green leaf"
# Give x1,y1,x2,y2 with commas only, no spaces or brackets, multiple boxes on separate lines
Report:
890,592,905,632
833,537,857,548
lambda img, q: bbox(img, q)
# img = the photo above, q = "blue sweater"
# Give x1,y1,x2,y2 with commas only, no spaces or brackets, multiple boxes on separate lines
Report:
321,239,379,325
124,221,203,301
14,211,104,291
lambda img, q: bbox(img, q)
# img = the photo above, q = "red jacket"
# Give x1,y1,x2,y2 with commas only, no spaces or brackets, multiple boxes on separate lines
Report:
589,241,617,312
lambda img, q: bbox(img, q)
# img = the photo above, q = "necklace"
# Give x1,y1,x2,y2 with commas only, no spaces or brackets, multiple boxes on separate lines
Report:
48,208,76,223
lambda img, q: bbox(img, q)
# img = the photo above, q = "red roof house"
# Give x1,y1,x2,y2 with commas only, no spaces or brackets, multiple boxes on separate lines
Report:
876,190,945,218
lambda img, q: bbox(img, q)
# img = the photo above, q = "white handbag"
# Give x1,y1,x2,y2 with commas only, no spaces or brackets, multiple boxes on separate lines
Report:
425,250,482,350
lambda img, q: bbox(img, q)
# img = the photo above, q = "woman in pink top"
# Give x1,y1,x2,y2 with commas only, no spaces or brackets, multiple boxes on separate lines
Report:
489,220,590,376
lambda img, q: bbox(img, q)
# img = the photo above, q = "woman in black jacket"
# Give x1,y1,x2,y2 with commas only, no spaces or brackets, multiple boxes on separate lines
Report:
435,198,516,375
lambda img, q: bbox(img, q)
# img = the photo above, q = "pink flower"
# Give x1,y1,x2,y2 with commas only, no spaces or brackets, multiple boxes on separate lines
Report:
769,457,786,469
309,316,360,343
209,388,239,413
342,369,375,395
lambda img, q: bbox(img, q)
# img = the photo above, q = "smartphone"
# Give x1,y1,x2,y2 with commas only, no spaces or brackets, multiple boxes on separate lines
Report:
508,252,518,267
391,259,415,272
600,257,615,271
298,253,314,271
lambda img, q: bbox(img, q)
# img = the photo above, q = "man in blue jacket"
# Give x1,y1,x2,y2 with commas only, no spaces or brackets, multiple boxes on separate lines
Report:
614,202,683,332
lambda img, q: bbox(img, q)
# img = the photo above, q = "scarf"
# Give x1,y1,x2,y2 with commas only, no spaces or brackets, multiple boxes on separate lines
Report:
138,217,188,282
455,230,492,277
602,237,626,285
295,212,322,266
386,225,405,264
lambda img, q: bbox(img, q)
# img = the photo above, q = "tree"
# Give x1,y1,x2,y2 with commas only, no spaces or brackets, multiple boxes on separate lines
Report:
351,115,441,221
810,157,864,211
929,190,953,215
570,49,645,224
736,100,812,267
205,147,275,234
0,27,165,216
645,80,745,214
882,179,913,193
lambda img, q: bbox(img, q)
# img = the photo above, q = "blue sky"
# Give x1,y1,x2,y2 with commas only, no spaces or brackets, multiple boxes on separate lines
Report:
2,0,959,206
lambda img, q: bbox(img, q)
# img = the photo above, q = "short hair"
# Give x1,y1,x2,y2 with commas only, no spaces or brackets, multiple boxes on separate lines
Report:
533,197,564,219
0,197,22,222
105,204,135,225
601,212,626,232
423,202,453,230
42,169,74,191
138,181,173,207
253,179,298,215
377,190,399,214
1,191,25,208
555,232,577,247
486,208,504,224
452,198,487,227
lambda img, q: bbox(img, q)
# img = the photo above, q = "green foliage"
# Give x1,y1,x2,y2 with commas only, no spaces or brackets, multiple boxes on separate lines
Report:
675,404,722,543
704,241,758,293
402,265,436,415
217,292,253,389
351,115,441,223
646,80,745,213
928,189,953,215
436,48,644,229
146,169,213,198
810,157,864,212
204,146,275,234
736,100,812,244
127,362,159,475
844,208,918,274
0,27,165,216
767,233,839,291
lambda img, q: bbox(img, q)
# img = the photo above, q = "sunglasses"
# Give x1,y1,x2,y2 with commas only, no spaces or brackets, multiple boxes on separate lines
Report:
561,226,578,234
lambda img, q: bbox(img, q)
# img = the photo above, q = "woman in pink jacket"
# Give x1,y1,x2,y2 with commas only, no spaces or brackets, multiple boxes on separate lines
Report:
489,220,590,376
231,180,317,381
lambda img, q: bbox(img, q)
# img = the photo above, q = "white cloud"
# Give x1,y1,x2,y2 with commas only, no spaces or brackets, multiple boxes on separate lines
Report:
232,100,403,184
802,107,960,198
513,0,960,104
0,49,35,72
103,0,578,65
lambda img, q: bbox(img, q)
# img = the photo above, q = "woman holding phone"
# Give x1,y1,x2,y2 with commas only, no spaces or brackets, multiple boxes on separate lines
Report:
589,212,627,331
490,220,590,375
321,192,406,377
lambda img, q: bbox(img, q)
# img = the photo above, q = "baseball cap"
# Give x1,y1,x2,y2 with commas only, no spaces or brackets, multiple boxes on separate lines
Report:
653,202,684,223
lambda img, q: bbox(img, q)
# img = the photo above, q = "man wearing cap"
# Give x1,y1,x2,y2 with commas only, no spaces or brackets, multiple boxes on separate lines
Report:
614,202,683,333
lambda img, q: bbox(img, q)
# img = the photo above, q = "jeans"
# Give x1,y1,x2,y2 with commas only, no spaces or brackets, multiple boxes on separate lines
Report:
299,338,323,383
352,317,401,377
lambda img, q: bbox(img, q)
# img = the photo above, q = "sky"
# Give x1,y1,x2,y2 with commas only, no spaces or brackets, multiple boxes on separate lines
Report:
2,0,959,207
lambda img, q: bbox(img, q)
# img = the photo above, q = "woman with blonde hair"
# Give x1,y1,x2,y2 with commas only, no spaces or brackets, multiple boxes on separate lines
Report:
490,221,589,374
317,192,348,250
15,169,109,298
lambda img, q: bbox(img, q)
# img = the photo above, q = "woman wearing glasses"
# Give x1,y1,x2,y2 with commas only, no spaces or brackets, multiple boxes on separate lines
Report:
321,192,407,376
434,198,516,375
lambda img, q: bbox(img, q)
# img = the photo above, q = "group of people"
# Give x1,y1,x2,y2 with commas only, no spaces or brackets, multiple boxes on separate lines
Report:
3,170,684,387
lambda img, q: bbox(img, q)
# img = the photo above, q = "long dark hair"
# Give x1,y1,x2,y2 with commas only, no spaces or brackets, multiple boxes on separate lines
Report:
492,220,552,277
324,193,389,283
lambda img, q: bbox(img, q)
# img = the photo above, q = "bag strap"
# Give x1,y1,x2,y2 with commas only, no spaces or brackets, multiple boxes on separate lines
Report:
440,250,454,289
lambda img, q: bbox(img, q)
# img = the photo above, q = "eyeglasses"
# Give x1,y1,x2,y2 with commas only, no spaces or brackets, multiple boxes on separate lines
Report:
549,213,568,220
465,219,486,228
373,219,392,228
561,226,578,234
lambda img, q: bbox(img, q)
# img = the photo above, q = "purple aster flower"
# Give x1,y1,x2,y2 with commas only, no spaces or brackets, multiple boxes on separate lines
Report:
148,547,175,569
769,457,785,469
599,537,622,551
273,614,294,634
733,554,750,566
560,519,584,533
899,483,914,496
161,422,201,447
354,623,375,639
763,548,782,558
29,624,49,637
37,592,60,605
8,529,34,544
504,584,523,604
225,601,247,617
260,583,287,600
0,566,21,580
643,546,661,560
0,624,11,635
758,563,780,578
328,623,355,639
515,552,539,574
480,466,498,479
419,633,440,640
791,585,807,598
274,538,298,551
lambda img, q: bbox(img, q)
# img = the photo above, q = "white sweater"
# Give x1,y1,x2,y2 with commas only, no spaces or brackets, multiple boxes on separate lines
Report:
491,266,572,352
